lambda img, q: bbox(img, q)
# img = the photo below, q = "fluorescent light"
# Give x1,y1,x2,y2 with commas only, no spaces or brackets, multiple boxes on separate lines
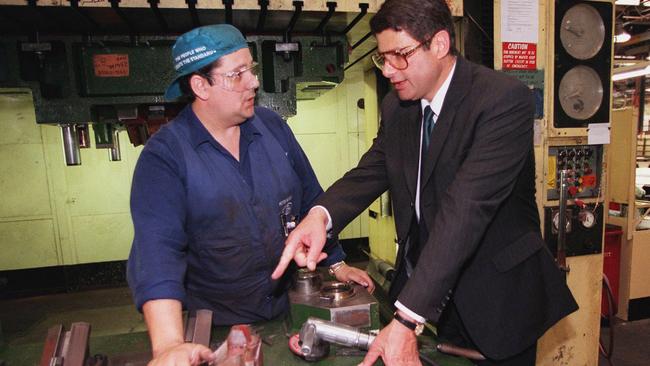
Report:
613,61,650,81
615,0,640,4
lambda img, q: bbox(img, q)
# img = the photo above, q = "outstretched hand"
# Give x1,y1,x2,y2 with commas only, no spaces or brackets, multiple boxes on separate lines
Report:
334,264,375,294
360,317,421,366
271,207,329,279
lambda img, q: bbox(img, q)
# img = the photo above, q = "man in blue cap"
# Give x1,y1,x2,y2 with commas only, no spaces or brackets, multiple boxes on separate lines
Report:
127,24,374,365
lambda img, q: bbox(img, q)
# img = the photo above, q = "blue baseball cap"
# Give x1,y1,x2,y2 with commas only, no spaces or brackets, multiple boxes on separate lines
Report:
165,24,248,100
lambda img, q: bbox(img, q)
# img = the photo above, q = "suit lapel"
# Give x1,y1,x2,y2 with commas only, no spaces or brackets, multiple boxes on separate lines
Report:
400,101,421,201
421,57,473,187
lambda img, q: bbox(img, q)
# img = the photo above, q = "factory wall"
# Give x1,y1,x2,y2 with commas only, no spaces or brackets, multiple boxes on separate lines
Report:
0,69,369,270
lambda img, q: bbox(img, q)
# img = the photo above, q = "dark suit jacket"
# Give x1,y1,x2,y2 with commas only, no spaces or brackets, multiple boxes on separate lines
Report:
318,57,578,360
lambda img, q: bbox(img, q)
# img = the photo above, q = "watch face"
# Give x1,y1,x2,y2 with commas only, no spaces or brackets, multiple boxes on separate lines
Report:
558,65,604,120
560,3,605,60
414,323,424,336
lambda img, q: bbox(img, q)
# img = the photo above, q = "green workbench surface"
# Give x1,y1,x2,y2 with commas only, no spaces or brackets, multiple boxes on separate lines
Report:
0,315,472,366
211,317,472,366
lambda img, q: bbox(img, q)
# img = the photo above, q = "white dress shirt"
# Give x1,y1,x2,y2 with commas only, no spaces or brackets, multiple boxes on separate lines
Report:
316,60,458,324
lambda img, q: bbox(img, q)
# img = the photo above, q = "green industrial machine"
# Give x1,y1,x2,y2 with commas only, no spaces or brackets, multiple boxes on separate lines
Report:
288,269,380,333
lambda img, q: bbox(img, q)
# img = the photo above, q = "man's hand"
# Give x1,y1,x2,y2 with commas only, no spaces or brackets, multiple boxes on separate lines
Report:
271,207,329,279
148,342,215,366
360,315,421,366
334,264,376,294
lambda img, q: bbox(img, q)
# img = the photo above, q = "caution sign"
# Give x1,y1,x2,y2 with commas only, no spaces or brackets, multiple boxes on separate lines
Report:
502,42,536,70
93,54,130,77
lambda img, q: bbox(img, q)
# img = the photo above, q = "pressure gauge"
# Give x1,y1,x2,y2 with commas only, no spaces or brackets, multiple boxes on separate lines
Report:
558,65,603,120
552,211,572,234
560,3,605,60
579,209,596,229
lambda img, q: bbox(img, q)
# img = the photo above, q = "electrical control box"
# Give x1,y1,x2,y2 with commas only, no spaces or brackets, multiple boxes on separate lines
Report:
547,145,603,200
544,203,603,257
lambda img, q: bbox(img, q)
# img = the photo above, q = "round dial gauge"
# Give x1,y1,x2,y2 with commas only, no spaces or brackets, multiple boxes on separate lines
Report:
560,3,605,60
579,210,596,229
552,211,572,233
558,66,603,120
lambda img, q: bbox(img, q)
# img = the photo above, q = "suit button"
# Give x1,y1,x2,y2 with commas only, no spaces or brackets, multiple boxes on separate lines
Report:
435,307,443,313
410,202,415,207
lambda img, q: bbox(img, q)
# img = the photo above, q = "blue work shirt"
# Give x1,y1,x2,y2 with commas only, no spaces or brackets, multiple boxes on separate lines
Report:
127,105,344,325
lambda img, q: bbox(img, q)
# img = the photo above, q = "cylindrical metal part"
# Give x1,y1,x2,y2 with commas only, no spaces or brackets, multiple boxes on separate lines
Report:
294,269,322,295
304,317,375,350
436,343,486,361
61,124,81,166
380,191,392,217
558,170,568,269
376,260,395,281
300,324,316,355
109,129,121,161
76,124,91,148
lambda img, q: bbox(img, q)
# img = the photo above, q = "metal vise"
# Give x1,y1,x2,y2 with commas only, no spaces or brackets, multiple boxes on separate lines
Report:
298,317,375,361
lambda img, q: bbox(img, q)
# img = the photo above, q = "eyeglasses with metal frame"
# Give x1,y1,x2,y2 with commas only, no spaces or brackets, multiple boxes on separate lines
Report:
198,61,259,92
371,38,433,71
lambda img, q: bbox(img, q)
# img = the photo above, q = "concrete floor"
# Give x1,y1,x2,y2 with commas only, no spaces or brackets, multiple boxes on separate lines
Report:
1,286,649,366
599,318,650,366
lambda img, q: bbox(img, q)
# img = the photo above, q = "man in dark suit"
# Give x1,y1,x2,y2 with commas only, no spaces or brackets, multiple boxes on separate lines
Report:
272,0,578,364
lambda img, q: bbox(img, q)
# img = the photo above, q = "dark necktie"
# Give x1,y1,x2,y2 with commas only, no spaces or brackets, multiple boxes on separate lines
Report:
422,106,435,152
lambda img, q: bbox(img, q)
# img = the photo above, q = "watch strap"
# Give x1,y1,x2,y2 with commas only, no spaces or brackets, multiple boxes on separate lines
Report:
393,311,417,331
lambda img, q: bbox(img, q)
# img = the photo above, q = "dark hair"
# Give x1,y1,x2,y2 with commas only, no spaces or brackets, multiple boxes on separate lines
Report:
370,0,457,56
178,58,223,101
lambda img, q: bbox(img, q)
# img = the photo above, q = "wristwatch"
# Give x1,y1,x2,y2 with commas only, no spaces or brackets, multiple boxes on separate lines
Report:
328,261,346,276
393,311,424,336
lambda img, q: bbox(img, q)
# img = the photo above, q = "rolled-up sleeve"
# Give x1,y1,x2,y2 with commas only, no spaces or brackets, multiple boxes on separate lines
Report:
127,135,189,311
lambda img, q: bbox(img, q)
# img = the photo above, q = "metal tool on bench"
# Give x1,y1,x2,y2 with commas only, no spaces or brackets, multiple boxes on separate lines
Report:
296,317,486,364
40,322,107,366
184,309,213,346
39,310,213,366
297,317,375,361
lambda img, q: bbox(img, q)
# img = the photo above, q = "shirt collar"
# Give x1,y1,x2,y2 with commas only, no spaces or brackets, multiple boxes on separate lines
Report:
420,60,457,116
183,105,262,148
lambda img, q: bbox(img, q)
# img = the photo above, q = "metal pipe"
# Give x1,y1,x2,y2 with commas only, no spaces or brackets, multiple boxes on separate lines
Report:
257,0,269,32
301,317,375,351
344,46,376,71
557,170,569,273
223,0,233,25
314,2,337,34
148,0,169,33
69,0,100,30
342,3,369,34
109,129,121,161
284,1,303,42
186,0,200,28
436,343,486,361
61,124,81,166
109,0,136,36
76,124,91,148
351,31,372,50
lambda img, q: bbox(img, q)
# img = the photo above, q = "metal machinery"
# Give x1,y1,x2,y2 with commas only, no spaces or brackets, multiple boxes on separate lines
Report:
0,1,379,165
288,269,380,332
494,0,613,364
